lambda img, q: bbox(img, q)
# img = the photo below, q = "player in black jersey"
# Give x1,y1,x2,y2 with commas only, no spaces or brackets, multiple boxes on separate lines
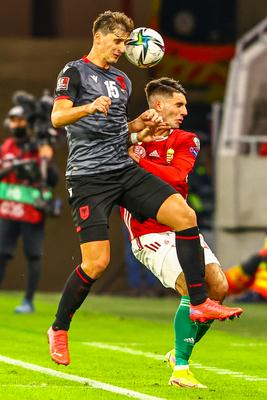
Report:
47,10,243,366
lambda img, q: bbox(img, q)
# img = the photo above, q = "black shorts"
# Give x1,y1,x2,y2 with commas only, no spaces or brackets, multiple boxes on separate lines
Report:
66,164,176,243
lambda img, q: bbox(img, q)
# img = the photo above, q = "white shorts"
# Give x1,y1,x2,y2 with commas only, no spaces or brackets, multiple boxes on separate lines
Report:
131,231,220,290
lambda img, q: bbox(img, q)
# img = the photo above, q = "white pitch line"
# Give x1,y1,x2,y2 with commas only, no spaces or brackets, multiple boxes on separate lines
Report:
83,342,267,382
0,384,87,388
0,355,167,400
83,342,163,360
231,343,267,347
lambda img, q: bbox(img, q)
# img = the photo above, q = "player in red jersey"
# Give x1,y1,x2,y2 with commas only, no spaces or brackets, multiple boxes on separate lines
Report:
121,77,242,388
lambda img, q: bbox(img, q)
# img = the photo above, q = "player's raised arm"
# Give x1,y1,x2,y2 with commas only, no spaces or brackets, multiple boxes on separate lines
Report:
51,96,111,128
51,64,112,128
128,124,170,146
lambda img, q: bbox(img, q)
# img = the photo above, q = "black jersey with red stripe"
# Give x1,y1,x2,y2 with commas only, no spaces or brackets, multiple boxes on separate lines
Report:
54,56,134,176
121,129,200,239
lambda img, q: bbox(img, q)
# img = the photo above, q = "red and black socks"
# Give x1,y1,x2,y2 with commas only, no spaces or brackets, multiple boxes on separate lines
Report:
175,227,208,305
52,265,96,331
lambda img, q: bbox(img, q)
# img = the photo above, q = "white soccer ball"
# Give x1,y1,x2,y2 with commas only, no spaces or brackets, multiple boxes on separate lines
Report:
125,27,165,68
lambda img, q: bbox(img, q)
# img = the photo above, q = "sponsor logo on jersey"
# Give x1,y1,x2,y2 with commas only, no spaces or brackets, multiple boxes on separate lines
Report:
0,201,24,218
166,148,174,163
56,77,70,91
79,205,90,220
149,150,160,157
90,75,98,83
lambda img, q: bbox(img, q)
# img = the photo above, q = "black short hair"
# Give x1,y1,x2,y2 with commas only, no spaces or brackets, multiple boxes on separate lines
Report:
93,11,134,36
145,77,186,103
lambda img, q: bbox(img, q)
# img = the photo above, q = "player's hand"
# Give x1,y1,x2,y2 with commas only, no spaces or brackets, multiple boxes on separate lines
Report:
139,109,163,128
137,124,170,142
128,145,140,163
86,96,112,116
137,127,159,142
128,109,165,133
151,122,171,137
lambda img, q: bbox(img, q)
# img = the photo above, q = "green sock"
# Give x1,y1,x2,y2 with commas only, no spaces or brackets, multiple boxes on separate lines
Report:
174,296,198,366
195,320,213,343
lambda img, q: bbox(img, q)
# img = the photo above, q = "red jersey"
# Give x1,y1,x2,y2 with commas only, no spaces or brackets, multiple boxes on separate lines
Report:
121,129,200,239
0,137,44,223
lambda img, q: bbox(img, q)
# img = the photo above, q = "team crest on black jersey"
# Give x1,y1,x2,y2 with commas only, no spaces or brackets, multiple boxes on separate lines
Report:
79,205,90,220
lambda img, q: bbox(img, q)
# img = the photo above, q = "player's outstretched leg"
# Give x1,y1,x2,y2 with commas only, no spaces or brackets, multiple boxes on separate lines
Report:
175,227,243,322
158,195,244,322
48,265,96,365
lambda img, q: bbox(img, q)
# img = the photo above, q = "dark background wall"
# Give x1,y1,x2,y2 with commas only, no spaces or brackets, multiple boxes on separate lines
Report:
0,0,266,292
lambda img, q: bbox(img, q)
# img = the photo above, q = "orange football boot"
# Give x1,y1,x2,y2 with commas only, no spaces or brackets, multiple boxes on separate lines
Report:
190,298,243,323
47,326,70,366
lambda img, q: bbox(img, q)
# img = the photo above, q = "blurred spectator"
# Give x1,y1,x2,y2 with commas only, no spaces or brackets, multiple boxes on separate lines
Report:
225,237,267,302
0,98,60,313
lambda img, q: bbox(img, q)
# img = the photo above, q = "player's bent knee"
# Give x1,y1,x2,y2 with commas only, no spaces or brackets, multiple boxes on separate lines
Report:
182,206,197,225
81,255,110,279
172,205,197,230
157,194,197,230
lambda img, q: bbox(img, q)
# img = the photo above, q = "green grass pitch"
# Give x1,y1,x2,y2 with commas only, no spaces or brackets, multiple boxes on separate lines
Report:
0,292,266,400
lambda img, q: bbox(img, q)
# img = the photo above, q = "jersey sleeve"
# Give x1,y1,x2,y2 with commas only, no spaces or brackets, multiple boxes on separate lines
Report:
139,134,200,187
54,66,81,103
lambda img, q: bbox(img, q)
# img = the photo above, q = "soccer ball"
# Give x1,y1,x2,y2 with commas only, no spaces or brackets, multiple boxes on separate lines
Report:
125,27,165,68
